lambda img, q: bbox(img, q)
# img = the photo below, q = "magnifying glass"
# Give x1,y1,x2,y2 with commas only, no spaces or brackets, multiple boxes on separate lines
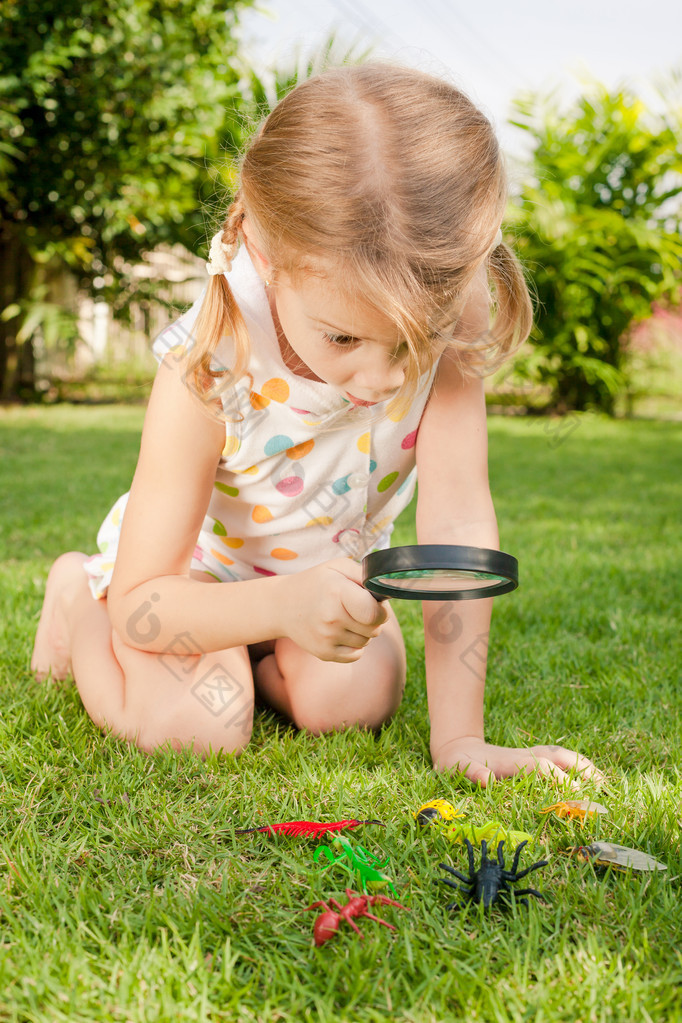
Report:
362,544,518,601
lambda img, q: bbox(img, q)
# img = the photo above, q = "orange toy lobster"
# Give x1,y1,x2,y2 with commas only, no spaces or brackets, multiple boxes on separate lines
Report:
306,888,408,946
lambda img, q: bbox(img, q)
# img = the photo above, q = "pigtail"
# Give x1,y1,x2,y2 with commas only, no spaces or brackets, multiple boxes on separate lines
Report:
183,196,254,417
485,240,533,371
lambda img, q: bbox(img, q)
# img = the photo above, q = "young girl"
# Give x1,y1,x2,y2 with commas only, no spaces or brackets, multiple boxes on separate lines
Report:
32,63,601,787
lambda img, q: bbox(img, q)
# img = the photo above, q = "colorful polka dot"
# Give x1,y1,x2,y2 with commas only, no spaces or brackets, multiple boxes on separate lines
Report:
377,471,400,493
220,535,244,549
252,505,273,523
275,476,305,497
369,459,377,473
286,439,315,459
357,432,371,454
401,429,418,450
291,407,312,415
265,434,294,457
209,547,235,566
270,548,298,560
388,404,408,423
261,377,290,403
215,481,239,497
222,436,240,458
250,391,270,410
332,476,351,495
306,516,334,528
212,519,227,536
253,565,277,577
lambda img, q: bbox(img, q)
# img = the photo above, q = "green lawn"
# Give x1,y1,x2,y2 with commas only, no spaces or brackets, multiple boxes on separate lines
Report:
1,405,681,1023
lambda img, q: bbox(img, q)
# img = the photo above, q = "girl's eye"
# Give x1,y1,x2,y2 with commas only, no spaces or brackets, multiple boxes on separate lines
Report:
322,332,357,348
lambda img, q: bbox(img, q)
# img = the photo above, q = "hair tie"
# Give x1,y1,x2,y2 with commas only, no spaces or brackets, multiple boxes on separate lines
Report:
206,231,235,277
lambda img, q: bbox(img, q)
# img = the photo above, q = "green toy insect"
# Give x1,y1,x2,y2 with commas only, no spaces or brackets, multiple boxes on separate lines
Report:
313,834,397,896
414,800,533,852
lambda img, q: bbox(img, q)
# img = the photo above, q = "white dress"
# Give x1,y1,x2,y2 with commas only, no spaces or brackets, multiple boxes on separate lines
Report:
84,247,441,598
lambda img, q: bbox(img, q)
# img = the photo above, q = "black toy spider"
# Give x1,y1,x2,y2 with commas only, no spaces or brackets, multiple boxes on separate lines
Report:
438,839,548,911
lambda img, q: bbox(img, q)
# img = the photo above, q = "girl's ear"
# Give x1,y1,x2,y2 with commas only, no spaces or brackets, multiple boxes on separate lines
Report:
241,216,274,283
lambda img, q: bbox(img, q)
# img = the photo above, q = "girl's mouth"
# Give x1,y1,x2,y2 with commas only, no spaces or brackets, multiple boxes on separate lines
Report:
345,392,380,407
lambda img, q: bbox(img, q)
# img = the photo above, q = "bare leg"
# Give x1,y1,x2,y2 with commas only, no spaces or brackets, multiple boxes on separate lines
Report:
31,553,254,755
253,602,406,733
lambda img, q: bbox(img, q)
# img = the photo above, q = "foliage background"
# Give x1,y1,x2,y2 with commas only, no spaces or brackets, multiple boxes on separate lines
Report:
1,3,681,411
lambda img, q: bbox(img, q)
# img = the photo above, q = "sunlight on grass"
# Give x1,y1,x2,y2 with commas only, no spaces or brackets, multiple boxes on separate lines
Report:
1,406,681,1022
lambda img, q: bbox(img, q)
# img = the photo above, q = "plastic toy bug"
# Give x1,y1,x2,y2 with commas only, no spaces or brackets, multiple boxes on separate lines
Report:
438,839,548,911
540,800,608,826
414,799,466,827
314,834,396,895
306,889,409,946
568,842,667,873
235,818,383,837
414,800,532,852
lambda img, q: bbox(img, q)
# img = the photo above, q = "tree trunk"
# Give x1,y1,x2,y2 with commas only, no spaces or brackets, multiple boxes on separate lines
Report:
0,224,37,401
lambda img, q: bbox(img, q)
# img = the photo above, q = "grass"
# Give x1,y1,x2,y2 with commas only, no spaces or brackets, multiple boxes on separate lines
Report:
1,404,681,1023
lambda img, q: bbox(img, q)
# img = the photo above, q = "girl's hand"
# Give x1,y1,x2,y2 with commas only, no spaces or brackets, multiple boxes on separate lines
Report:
432,736,605,788
281,558,389,662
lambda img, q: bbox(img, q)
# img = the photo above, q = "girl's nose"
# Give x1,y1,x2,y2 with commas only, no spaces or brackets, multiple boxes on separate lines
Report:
353,350,405,396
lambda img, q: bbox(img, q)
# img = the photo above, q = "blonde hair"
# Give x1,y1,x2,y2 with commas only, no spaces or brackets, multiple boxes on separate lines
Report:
185,62,532,418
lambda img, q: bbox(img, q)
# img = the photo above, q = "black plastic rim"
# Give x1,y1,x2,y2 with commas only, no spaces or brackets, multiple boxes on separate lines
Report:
362,544,519,601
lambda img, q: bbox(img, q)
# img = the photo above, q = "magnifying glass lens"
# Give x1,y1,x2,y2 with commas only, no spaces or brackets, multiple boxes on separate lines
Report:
362,546,518,601
373,569,508,592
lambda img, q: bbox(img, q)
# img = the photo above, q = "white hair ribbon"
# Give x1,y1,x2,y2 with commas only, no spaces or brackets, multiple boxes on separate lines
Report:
206,231,234,277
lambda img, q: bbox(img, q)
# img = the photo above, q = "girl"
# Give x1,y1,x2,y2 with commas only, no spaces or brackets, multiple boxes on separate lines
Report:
32,63,601,787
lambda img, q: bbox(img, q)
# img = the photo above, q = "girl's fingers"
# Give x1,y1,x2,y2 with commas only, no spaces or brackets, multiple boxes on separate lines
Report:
464,761,494,788
533,746,606,784
522,756,573,787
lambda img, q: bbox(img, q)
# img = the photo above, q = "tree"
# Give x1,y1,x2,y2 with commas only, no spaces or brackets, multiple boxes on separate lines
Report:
507,79,682,413
0,0,253,399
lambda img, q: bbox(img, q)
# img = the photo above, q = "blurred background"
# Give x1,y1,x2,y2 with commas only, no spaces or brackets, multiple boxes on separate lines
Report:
1,0,681,416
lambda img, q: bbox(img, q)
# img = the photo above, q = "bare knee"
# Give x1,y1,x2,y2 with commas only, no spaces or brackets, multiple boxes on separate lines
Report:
274,635,405,735
110,629,255,757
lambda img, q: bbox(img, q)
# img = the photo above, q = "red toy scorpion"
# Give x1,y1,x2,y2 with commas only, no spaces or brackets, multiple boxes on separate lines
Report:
306,888,409,946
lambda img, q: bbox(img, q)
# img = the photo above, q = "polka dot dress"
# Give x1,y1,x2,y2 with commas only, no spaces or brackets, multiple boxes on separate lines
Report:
83,248,441,598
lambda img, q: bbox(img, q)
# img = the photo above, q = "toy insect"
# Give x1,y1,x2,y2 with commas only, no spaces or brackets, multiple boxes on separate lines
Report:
313,834,396,895
306,888,409,946
447,821,533,852
414,799,466,826
438,839,548,911
414,801,532,852
540,800,608,826
568,842,667,873
234,818,383,837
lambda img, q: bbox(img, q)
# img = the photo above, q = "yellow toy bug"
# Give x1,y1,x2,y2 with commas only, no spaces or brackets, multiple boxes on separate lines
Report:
540,799,608,826
414,799,466,827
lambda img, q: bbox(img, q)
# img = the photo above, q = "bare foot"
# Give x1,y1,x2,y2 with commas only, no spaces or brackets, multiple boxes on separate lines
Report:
31,552,90,681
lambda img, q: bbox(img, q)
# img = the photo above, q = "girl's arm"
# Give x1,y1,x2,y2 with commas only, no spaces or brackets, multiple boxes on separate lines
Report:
106,353,384,661
106,352,291,653
415,346,602,787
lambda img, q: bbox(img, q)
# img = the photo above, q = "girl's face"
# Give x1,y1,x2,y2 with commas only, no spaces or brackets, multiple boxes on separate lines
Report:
242,218,410,405
269,270,409,405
